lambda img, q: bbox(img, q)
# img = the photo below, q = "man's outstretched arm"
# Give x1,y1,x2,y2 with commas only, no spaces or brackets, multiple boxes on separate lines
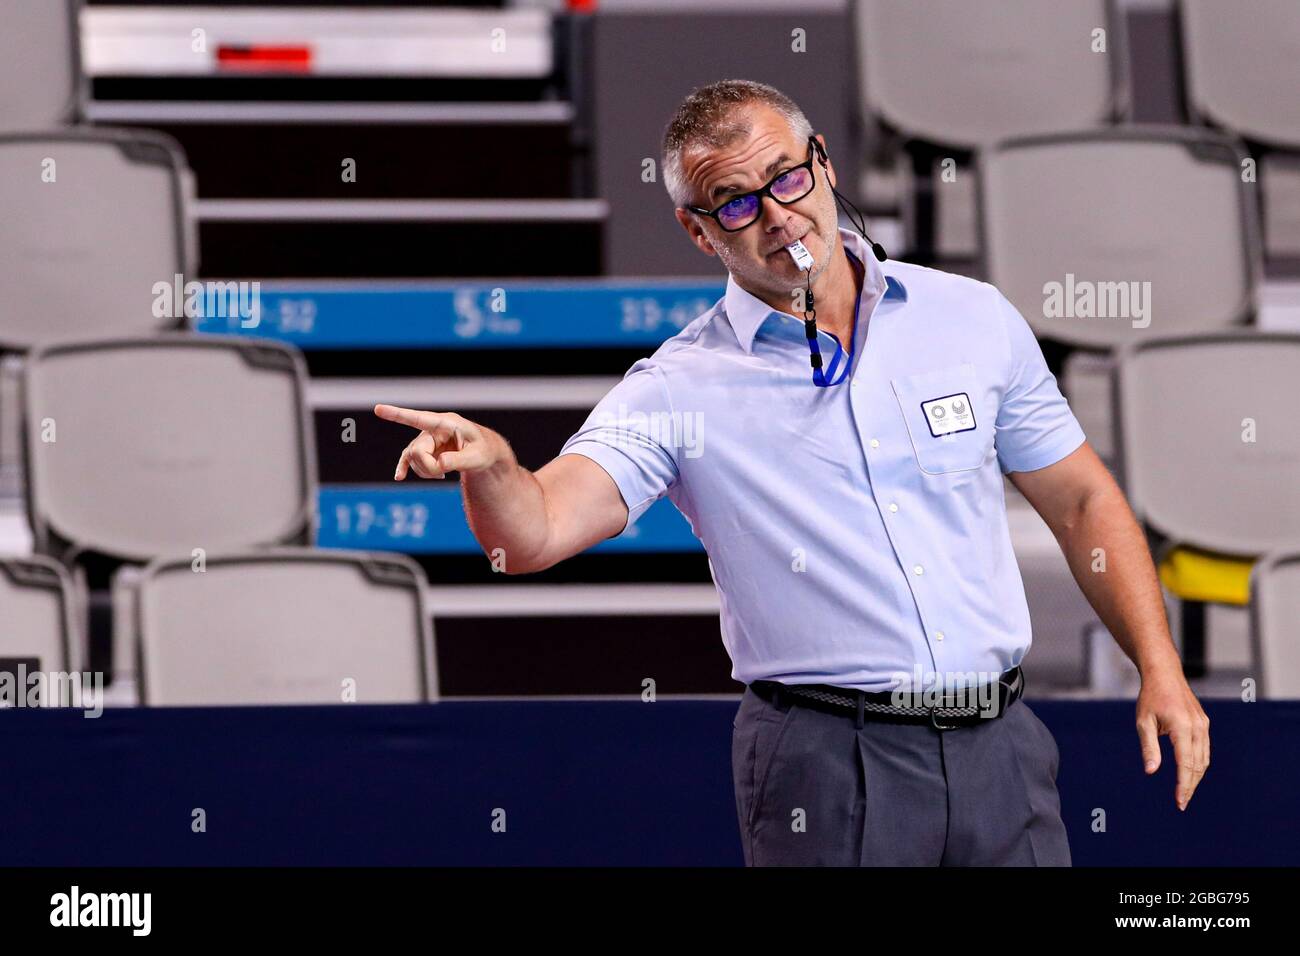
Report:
374,404,628,574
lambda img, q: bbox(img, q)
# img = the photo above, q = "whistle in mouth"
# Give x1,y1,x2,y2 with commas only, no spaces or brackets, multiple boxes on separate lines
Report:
784,239,814,271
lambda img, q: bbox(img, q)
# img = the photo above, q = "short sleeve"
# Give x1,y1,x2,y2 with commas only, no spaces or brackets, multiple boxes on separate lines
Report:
993,290,1087,474
558,358,680,534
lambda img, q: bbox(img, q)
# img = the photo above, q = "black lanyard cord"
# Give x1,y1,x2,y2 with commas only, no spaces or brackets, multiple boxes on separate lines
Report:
804,247,864,388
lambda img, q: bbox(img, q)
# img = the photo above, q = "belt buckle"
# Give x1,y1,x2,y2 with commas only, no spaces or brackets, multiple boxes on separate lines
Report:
928,706,964,731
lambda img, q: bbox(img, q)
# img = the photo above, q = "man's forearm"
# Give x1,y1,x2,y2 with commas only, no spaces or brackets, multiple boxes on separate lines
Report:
1054,485,1182,679
459,430,550,572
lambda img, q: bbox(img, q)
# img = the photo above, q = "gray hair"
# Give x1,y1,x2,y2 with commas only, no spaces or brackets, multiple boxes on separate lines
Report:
661,79,814,208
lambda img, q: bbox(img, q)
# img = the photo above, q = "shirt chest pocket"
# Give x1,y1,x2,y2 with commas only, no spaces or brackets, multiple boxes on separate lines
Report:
890,362,993,475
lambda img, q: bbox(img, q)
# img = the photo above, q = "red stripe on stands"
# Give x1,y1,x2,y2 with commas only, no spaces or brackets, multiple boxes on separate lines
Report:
217,45,313,73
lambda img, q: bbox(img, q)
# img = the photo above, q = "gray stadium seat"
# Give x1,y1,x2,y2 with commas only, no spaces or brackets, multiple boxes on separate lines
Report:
136,548,435,706
24,333,315,686
0,0,82,129
983,127,1260,348
854,0,1127,259
855,0,1126,149
1116,332,1300,557
0,554,76,677
983,128,1263,464
1180,0,1300,259
1250,551,1300,698
0,129,193,351
23,334,317,564
1117,332,1300,678
1180,0,1300,149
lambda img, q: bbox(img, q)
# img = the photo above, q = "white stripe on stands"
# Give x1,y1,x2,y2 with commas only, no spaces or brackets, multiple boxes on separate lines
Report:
425,584,721,617
82,7,552,77
310,377,619,409
196,199,609,222
85,100,575,125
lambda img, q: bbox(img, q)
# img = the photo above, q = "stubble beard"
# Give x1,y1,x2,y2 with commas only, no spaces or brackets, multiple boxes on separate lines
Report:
715,211,838,305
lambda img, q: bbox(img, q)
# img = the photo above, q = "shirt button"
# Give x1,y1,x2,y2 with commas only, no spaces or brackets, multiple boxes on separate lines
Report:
935,631,945,641
870,439,880,449
888,502,898,513
913,564,924,575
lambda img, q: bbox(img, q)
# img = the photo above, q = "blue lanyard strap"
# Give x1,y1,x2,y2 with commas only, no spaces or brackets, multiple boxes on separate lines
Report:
804,248,864,388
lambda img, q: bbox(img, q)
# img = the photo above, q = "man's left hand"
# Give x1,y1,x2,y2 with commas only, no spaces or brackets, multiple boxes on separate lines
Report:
1136,669,1211,811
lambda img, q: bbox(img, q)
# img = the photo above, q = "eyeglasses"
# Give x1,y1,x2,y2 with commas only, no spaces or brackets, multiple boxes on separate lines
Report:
684,137,821,233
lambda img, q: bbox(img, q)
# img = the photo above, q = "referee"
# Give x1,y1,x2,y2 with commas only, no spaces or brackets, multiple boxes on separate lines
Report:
376,80,1211,866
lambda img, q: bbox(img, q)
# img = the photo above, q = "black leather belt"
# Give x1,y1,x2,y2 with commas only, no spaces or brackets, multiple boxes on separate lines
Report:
749,666,1025,731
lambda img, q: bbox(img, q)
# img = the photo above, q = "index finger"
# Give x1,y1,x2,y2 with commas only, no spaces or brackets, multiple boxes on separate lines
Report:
1136,712,1161,773
374,404,446,432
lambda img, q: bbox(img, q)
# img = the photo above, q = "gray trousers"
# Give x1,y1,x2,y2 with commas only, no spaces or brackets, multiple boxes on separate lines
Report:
731,683,1071,866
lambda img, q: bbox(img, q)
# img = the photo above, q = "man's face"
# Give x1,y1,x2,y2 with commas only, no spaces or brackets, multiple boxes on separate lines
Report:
674,104,840,302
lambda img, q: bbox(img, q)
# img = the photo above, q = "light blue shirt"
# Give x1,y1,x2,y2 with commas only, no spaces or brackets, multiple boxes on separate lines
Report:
559,228,1087,692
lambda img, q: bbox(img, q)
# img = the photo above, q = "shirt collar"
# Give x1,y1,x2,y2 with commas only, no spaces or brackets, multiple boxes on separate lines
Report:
723,227,906,355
